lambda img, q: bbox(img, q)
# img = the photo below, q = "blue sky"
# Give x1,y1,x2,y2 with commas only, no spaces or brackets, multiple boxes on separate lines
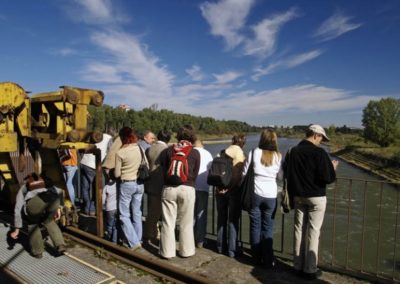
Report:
1,0,399,127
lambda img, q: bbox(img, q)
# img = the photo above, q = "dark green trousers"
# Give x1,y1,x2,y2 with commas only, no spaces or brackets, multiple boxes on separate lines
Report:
25,192,65,255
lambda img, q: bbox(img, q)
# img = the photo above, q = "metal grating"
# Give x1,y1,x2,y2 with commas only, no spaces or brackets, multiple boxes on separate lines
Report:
0,224,114,284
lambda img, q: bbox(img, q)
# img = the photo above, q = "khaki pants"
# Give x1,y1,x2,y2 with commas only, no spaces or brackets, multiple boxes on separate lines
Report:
160,185,195,258
293,196,326,273
25,192,65,255
143,193,162,240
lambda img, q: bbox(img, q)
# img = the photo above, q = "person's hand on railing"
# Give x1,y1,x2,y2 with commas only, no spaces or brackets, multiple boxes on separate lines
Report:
332,160,339,171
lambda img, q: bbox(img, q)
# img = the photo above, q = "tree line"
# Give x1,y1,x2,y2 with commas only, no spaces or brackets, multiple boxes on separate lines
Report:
87,97,400,147
87,104,260,136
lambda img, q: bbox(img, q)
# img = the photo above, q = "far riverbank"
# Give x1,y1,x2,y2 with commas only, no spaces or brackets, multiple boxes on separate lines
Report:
203,133,400,183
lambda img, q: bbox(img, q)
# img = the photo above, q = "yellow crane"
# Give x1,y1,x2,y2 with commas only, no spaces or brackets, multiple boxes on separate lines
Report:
0,82,105,233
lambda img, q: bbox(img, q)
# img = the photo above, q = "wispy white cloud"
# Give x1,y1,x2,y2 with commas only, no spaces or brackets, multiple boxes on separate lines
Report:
62,1,374,126
67,0,129,25
244,8,298,58
50,47,78,56
200,0,255,50
186,65,204,82
86,30,174,92
314,11,362,41
213,71,242,84
252,49,322,80
177,84,379,125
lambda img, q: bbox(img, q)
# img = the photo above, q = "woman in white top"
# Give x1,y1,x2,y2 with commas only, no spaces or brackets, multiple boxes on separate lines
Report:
242,129,282,268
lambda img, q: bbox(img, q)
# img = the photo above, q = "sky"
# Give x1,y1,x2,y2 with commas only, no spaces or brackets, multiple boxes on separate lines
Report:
1,0,399,127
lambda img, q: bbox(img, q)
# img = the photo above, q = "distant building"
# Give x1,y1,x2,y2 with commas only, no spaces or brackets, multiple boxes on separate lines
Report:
118,104,130,111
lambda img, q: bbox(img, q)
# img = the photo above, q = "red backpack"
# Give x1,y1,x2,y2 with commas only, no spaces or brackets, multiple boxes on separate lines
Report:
166,140,193,186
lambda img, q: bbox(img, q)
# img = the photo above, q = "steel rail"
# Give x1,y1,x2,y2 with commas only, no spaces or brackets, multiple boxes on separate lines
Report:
64,226,214,284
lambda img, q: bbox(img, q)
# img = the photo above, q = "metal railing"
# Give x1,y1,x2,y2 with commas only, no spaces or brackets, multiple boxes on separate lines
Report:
207,177,400,282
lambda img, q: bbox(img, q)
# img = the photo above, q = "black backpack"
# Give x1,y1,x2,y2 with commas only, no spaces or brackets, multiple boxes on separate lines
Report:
207,150,233,187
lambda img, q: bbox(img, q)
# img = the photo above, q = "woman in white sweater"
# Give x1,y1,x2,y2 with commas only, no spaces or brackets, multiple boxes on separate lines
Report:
242,129,282,268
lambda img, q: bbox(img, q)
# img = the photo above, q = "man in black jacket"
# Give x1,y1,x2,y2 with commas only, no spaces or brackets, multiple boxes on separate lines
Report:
284,124,338,280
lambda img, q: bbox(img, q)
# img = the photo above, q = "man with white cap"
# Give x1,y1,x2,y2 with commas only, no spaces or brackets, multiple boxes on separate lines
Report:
283,124,338,280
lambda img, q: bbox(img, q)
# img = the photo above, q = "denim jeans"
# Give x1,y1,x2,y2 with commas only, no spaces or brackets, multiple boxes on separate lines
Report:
216,192,241,257
119,181,143,248
63,165,77,206
105,209,118,243
249,195,277,266
80,164,96,214
194,191,209,245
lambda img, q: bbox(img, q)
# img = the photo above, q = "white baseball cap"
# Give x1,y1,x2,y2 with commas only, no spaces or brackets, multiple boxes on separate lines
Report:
308,124,329,141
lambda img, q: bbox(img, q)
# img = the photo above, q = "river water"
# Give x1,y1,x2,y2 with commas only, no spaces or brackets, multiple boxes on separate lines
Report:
203,135,399,279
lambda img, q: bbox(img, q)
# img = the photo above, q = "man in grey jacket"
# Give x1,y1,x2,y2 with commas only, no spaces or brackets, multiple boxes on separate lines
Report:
10,173,66,258
143,130,171,245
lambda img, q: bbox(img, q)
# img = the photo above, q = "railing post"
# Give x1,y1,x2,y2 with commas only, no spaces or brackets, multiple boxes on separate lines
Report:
345,179,352,269
360,180,368,272
375,182,384,277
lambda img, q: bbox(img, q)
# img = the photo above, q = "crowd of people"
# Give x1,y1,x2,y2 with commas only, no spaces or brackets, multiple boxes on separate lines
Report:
11,123,338,281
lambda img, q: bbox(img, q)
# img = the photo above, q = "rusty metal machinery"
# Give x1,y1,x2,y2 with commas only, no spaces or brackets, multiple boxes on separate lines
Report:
0,82,104,217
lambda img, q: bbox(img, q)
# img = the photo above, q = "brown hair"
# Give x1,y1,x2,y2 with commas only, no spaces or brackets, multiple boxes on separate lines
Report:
232,133,246,148
176,125,197,144
119,127,138,145
258,129,280,167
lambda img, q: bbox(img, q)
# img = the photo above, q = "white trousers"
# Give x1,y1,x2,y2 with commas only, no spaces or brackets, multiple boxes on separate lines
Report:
293,196,327,273
160,185,196,258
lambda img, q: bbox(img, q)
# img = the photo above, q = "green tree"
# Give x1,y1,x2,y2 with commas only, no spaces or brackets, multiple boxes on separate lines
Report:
362,98,400,147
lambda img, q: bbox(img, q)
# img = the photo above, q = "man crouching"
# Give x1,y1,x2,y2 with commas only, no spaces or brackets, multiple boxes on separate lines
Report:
10,173,66,258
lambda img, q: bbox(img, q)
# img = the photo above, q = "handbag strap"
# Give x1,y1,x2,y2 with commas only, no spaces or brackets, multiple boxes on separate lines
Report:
138,146,146,165
284,147,291,178
249,149,255,170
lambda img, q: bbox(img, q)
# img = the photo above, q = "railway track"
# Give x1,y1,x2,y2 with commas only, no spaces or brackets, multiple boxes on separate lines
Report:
0,213,213,284
63,226,213,284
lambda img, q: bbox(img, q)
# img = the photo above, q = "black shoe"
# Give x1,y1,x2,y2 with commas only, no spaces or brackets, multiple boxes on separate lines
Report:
303,270,323,280
32,253,43,259
57,245,67,254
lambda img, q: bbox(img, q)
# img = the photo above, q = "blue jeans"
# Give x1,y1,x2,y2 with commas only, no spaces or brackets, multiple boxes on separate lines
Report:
80,164,96,214
194,191,209,244
105,209,118,243
216,192,241,257
63,165,77,206
119,181,143,247
249,195,277,266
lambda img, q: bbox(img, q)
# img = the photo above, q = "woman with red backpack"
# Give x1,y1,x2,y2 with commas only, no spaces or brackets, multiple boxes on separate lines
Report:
159,125,200,259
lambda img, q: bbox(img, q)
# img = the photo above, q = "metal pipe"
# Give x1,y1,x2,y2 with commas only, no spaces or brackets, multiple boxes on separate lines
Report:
94,148,103,238
212,186,215,235
360,180,368,272
345,179,352,268
64,226,214,284
375,182,384,277
331,179,338,266
392,184,400,280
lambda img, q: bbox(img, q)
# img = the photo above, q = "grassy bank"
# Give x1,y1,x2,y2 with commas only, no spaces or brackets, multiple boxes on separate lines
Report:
328,133,400,182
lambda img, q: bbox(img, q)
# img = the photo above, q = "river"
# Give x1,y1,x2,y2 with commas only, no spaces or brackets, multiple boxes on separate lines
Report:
203,134,399,279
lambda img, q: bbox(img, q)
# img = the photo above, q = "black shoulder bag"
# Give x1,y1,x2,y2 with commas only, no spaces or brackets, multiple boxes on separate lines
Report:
281,148,293,213
240,149,255,212
137,146,150,184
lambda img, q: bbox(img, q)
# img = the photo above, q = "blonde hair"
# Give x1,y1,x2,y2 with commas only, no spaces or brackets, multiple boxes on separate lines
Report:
258,129,280,167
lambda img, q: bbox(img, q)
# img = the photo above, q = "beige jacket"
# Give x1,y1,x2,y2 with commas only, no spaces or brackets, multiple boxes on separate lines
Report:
225,144,246,189
115,143,142,181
